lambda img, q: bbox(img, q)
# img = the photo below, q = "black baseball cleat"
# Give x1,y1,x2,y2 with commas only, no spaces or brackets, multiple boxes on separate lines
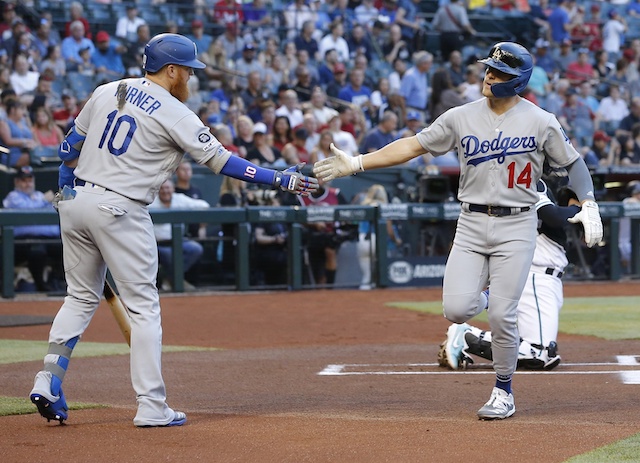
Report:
30,393,68,424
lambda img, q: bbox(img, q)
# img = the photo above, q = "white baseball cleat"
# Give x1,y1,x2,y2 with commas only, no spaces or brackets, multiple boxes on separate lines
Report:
477,387,516,420
444,323,471,370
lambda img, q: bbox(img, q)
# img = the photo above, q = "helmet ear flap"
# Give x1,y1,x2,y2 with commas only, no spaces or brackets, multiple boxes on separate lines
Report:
478,42,533,97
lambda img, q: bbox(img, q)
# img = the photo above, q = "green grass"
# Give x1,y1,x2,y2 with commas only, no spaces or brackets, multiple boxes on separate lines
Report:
388,296,640,340
0,339,219,364
563,434,640,462
0,396,106,417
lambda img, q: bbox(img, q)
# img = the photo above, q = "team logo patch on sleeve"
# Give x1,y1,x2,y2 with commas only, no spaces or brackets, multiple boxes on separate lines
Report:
198,133,211,143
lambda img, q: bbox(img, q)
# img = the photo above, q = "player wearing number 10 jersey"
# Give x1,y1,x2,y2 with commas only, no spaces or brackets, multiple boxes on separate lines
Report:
29,34,317,428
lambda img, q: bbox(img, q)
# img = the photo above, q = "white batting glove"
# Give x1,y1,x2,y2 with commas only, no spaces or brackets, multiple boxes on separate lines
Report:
567,200,603,248
313,143,364,181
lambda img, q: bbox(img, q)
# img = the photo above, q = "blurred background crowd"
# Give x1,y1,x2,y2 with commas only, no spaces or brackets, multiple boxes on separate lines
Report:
1,0,639,292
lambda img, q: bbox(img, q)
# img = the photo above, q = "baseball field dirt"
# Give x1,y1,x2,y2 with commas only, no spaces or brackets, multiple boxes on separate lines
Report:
1,280,639,463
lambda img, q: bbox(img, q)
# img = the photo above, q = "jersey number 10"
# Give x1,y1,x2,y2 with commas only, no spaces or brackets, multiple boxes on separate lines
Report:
99,110,138,156
507,161,532,189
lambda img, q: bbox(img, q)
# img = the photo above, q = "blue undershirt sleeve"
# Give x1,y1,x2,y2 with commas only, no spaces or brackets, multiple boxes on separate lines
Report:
219,155,277,187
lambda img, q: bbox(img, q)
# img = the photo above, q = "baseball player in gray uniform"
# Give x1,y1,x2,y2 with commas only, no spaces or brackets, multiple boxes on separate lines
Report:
438,180,581,372
314,42,603,420
29,33,318,427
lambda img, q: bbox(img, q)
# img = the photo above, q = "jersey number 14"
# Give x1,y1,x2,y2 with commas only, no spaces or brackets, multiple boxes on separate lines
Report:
507,161,532,189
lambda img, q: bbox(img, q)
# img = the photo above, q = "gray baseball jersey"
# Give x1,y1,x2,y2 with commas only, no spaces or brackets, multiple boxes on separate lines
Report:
415,98,581,207
73,78,231,204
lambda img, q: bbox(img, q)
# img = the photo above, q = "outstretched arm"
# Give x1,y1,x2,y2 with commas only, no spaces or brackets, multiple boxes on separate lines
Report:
313,136,426,181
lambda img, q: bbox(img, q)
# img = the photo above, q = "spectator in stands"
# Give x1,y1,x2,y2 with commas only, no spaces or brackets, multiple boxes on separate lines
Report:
347,23,373,63
235,43,264,90
151,179,209,292
552,38,575,75
39,44,65,78
578,80,600,115
355,0,379,31
428,67,465,122
585,130,616,167
547,0,576,45
247,121,284,166
284,0,317,41
282,41,299,79
263,54,287,96
174,158,205,238
318,19,349,64
52,90,80,132
528,55,552,109
298,179,348,286
603,9,627,65
76,45,96,78
292,64,317,103
258,37,281,68
61,21,94,72
309,86,336,126
33,18,60,59
122,23,150,77
460,64,484,103
558,87,595,148
445,50,465,89
21,70,61,117
318,48,339,88
400,50,433,122
338,68,374,123
31,106,64,149
4,19,34,61
398,109,425,138
243,0,273,44
378,0,399,25
359,110,398,153
566,48,596,86
219,22,245,62
64,2,90,40
10,53,38,96
271,115,293,152
431,0,475,62
115,4,147,44
327,110,358,156
619,123,640,166
383,23,411,65
295,49,319,85
388,56,407,96
233,115,256,158
212,0,245,27
187,19,213,58
91,31,126,83
396,0,426,49
527,0,551,41
328,0,356,31
275,88,304,128
0,3,20,40
571,4,602,52
0,99,35,167
295,20,320,63
252,192,289,286
597,84,629,137
309,129,334,164
3,165,62,292
533,39,558,79
202,36,233,87
351,53,376,90
370,77,391,124
301,112,320,152
282,126,310,163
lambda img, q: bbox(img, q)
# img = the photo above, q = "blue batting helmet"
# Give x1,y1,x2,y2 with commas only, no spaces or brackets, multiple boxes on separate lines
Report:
142,33,206,73
478,42,533,98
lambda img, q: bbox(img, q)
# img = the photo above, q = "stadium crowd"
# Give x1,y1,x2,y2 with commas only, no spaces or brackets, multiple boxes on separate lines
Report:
1,0,639,291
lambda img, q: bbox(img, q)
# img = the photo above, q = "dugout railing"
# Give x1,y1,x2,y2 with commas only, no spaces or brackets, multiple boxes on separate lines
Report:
0,203,638,298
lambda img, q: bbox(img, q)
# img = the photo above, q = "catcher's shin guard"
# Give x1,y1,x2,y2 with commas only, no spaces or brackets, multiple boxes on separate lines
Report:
464,330,493,361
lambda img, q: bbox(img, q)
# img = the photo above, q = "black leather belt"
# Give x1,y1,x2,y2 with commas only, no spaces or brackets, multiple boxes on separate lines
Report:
545,267,564,279
467,204,531,217
75,179,112,192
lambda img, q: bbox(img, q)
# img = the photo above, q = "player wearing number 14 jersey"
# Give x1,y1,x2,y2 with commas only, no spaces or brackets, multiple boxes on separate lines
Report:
313,42,603,419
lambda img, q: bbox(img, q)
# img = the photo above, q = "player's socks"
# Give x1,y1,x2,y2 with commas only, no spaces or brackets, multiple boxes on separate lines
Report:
325,269,336,285
495,374,512,394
